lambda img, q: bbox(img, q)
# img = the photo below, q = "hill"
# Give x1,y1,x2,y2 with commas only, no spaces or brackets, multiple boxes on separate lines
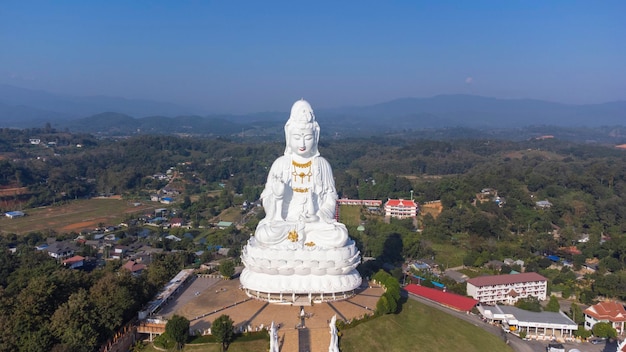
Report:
1,84,625,137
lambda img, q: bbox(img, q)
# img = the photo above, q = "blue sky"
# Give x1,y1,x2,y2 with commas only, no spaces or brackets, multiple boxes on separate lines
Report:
1,1,624,113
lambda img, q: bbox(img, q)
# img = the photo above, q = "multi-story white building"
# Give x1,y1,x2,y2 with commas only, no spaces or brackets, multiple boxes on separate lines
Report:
583,300,626,334
384,199,418,219
466,272,548,305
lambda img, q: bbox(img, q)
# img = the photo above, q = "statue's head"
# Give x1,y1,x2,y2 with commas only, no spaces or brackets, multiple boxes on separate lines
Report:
284,99,320,157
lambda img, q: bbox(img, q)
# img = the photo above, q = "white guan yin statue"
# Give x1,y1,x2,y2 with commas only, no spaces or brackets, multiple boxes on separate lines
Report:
240,99,361,302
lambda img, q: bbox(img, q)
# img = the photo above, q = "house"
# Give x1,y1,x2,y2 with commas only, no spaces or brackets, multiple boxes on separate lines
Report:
63,255,85,269
443,269,469,283
111,245,128,260
558,246,582,256
217,247,231,256
384,199,418,219
216,221,233,229
466,272,548,305
535,200,553,209
503,258,525,269
5,211,25,218
583,301,626,334
169,218,184,227
123,260,147,276
160,197,173,204
46,241,78,260
165,235,182,242
84,239,103,249
485,260,505,271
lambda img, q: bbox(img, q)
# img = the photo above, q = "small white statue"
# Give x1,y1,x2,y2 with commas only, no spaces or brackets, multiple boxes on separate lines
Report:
269,321,279,352
328,314,339,352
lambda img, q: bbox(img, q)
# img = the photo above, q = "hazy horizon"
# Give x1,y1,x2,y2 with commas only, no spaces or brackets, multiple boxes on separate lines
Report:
1,1,625,114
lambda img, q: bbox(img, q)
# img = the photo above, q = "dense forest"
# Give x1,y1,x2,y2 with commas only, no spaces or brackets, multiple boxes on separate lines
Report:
1,126,626,350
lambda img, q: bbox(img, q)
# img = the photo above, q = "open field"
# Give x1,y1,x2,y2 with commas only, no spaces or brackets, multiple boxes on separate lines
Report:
431,242,466,269
0,198,159,235
339,205,362,226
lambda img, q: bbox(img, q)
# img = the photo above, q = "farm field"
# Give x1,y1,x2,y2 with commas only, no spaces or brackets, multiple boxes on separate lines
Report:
0,197,158,235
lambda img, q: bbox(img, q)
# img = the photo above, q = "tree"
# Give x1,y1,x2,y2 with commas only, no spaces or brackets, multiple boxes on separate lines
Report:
219,260,235,279
569,303,584,325
211,314,234,351
49,289,99,352
592,321,617,339
545,296,560,312
165,315,189,350
514,297,542,312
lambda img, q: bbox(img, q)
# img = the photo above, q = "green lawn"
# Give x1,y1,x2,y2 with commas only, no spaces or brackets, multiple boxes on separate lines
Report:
339,205,362,226
339,299,513,352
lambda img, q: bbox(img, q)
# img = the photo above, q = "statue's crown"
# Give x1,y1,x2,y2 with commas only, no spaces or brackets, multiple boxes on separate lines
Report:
289,99,315,126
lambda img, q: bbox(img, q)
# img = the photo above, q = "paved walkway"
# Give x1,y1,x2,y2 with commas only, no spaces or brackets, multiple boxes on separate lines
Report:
162,277,383,352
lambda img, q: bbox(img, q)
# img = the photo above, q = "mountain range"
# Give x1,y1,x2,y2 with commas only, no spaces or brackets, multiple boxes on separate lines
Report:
1,84,625,138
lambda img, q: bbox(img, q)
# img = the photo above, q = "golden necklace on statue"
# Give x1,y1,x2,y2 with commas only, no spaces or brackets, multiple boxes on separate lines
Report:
292,159,312,183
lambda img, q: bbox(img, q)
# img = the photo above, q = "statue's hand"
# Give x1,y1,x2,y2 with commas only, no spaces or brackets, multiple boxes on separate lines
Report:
271,174,285,198
302,214,319,223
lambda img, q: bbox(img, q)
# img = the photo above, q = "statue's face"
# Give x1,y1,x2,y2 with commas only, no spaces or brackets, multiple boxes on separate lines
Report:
289,129,315,158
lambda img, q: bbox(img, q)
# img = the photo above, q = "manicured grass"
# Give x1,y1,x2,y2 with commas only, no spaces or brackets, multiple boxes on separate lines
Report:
339,299,513,352
0,198,157,235
339,205,362,226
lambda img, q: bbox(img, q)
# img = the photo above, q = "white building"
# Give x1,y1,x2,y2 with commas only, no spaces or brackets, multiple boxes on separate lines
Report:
466,272,548,305
384,199,418,219
478,304,577,340
583,300,626,335
5,211,25,218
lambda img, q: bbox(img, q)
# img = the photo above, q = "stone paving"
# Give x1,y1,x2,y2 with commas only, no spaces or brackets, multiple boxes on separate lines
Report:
161,276,383,352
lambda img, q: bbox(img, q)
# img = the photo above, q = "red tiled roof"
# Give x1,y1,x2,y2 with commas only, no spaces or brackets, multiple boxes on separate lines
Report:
558,246,582,255
584,301,626,322
466,272,547,287
385,199,417,207
123,260,146,273
62,255,85,264
405,284,478,312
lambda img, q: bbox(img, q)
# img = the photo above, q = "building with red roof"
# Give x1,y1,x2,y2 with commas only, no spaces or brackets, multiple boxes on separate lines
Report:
384,198,418,219
583,300,626,334
405,284,478,312
123,260,147,276
62,255,85,269
466,272,547,305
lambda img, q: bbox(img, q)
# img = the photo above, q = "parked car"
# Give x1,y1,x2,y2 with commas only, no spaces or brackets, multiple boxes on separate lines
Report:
589,338,605,345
